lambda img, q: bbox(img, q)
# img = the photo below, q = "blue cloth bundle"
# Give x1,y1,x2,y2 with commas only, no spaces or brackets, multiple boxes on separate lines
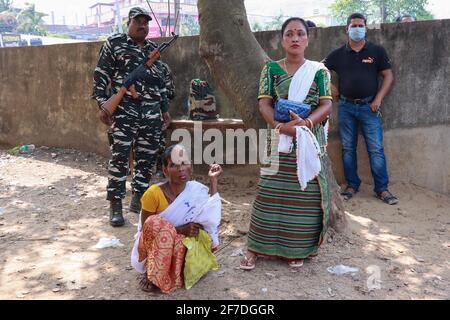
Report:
274,98,311,122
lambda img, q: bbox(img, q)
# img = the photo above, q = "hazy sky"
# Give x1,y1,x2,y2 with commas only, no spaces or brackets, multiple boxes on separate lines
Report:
11,0,450,25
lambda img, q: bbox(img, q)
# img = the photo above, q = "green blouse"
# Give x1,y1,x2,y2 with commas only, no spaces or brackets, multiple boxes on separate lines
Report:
258,60,332,110
258,60,332,156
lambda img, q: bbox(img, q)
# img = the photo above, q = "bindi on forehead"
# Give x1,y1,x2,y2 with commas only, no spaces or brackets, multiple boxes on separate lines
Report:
285,21,306,33
285,26,306,32
283,27,307,36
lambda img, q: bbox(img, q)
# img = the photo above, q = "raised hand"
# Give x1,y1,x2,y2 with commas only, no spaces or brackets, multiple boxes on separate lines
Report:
208,164,223,179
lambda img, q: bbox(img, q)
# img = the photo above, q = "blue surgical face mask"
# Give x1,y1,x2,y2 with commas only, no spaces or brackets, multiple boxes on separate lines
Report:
348,27,366,41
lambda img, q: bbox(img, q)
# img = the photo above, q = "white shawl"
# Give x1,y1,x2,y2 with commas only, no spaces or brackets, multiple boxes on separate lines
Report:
131,181,222,274
278,60,326,190
295,126,322,190
288,60,326,103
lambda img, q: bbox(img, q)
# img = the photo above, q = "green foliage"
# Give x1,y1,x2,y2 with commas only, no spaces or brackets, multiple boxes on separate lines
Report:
330,0,434,25
47,32,71,39
0,12,17,32
330,0,371,25
16,2,47,36
382,0,434,21
0,0,13,13
112,18,127,34
7,146,20,156
180,15,199,36
265,13,286,31
250,13,292,32
250,21,263,32
97,35,109,41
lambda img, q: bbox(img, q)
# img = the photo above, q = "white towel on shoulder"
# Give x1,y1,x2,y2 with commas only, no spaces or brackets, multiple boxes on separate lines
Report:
277,60,326,189
288,60,326,103
278,60,325,154
296,126,321,190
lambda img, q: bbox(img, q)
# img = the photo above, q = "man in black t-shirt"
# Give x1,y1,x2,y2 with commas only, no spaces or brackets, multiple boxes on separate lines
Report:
323,13,398,205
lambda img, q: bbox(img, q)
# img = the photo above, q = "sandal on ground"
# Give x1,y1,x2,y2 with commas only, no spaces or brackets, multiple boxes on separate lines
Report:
239,252,257,270
340,186,358,200
376,190,399,205
288,259,304,268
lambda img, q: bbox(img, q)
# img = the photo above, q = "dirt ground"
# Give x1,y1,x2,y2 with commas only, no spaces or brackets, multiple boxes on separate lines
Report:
0,146,449,300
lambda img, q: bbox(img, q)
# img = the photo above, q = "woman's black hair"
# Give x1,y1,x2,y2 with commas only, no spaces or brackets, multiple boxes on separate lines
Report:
281,17,309,36
306,20,317,28
162,144,177,167
162,144,190,167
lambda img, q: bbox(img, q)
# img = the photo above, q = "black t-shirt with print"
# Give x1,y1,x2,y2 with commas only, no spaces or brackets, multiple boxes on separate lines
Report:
324,41,391,99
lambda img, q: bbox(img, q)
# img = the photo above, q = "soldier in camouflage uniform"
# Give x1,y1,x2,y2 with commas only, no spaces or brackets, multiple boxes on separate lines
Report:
92,7,175,227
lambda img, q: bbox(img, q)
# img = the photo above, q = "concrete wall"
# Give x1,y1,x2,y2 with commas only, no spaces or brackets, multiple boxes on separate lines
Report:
1,19,449,194
256,19,450,132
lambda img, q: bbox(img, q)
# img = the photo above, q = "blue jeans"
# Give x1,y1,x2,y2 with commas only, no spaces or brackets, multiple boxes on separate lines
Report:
338,100,389,193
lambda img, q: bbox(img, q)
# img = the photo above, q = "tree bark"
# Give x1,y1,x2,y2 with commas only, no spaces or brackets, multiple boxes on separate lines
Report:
197,0,346,232
323,154,347,232
197,0,268,129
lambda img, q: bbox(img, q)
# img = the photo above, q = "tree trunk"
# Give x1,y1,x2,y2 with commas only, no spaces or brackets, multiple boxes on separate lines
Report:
380,0,387,23
197,0,346,232
197,0,268,129
323,154,347,232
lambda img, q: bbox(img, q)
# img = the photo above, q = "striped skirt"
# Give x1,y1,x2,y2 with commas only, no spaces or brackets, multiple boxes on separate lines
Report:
247,151,325,259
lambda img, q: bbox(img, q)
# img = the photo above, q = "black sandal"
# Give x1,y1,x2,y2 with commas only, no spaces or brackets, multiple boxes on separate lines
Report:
341,186,358,200
376,191,399,205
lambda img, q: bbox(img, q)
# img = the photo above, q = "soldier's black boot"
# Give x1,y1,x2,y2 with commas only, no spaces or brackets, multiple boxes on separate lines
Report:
129,192,142,214
110,199,125,227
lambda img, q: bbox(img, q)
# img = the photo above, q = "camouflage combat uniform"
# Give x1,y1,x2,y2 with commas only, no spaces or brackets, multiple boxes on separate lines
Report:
92,33,174,200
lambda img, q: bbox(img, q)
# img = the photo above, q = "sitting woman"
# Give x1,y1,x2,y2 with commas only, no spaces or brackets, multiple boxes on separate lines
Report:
131,144,223,293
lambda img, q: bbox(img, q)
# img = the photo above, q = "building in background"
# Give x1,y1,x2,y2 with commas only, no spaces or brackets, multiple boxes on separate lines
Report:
87,2,115,28
0,33,22,47
245,0,336,31
87,0,198,37
296,0,336,26
43,23,113,40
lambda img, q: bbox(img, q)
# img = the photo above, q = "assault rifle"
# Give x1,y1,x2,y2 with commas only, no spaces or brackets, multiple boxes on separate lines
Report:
100,32,179,118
